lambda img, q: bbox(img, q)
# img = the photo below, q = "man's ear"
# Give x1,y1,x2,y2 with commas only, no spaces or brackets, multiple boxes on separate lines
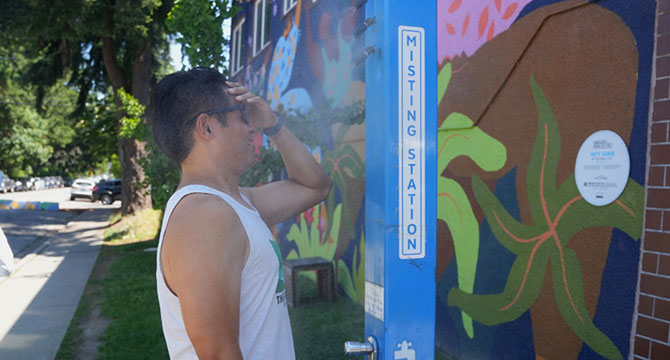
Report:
194,114,215,139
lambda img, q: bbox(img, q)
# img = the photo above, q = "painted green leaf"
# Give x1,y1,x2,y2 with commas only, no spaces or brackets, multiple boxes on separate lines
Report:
438,62,452,103
448,236,550,325
436,92,506,339
471,174,545,254
439,111,473,130
438,177,479,338
337,234,364,305
448,75,644,360
553,178,644,243
322,144,364,237
551,248,622,360
525,75,561,222
287,217,308,256
437,113,507,175
286,203,342,261
327,204,342,260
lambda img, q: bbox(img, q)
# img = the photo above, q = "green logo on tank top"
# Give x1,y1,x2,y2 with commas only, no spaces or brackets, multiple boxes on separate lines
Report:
269,239,285,293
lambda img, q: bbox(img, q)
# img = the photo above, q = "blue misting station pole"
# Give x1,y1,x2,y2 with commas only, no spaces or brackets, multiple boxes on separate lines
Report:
345,1,437,359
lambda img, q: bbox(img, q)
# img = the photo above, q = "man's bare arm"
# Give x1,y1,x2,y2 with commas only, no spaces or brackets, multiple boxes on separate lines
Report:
244,123,332,225
227,82,332,225
161,194,248,359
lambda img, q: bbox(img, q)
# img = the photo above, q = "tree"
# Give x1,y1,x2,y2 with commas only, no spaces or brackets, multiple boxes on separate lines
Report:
47,94,118,178
167,0,236,69
0,0,237,214
0,46,78,177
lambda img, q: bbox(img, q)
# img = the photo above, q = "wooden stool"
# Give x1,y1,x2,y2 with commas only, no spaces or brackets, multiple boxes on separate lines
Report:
283,257,334,307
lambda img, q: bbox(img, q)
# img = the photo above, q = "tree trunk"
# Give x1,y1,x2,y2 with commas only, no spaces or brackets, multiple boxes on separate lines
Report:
119,138,151,214
101,13,152,215
119,41,153,215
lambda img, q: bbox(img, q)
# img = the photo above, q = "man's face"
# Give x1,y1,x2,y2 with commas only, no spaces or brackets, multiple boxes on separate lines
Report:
215,104,257,173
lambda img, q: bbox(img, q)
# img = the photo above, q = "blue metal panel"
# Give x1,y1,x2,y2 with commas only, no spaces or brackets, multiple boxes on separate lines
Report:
364,1,436,359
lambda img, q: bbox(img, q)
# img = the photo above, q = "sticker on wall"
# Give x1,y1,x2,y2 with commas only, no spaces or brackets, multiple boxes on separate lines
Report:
365,281,384,322
574,130,630,206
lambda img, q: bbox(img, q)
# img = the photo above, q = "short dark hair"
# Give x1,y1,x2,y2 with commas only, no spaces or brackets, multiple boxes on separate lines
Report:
150,67,233,165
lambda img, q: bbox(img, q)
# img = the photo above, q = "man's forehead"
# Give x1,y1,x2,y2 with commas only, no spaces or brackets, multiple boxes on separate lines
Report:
217,84,241,105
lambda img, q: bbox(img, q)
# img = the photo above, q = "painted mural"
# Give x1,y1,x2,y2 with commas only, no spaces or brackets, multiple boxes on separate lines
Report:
435,1,654,359
232,0,366,304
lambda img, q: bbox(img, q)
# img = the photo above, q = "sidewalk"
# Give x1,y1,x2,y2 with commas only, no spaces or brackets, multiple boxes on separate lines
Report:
0,208,113,360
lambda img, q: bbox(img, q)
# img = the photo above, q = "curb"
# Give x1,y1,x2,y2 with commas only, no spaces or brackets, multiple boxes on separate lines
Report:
0,199,59,211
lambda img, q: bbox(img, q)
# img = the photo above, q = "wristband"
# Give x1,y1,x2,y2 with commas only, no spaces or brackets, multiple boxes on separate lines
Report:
263,113,283,136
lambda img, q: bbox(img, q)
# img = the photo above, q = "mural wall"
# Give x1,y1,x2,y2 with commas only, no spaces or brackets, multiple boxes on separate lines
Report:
232,0,366,304
435,1,654,359
235,0,655,358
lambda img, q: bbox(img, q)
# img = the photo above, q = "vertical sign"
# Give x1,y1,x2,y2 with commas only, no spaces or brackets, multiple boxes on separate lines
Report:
365,0,436,358
398,26,425,260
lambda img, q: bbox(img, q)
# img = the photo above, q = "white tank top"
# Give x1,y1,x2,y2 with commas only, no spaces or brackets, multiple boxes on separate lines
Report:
156,185,295,359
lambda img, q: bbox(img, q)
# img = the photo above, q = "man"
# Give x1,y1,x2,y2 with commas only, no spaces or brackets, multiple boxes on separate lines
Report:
151,67,331,359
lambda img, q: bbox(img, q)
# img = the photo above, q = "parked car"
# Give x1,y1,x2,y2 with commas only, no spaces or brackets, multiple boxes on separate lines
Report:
70,178,96,201
14,178,30,192
31,177,45,190
92,179,122,205
49,176,62,188
0,176,15,193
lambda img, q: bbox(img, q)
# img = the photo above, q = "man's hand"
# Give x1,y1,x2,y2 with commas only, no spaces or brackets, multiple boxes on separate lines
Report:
225,81,277,129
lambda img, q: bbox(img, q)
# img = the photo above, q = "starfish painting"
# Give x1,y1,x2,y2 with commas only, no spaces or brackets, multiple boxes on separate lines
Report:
448,76,644,360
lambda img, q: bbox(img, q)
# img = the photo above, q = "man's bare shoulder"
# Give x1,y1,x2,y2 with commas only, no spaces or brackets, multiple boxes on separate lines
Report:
168,194,234,229
163,193,247,257
161,193,249,294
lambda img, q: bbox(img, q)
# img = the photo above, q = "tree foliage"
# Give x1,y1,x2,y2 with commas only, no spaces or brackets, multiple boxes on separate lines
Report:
118,88,148,140
0,0,240,214
167,0,239,69
47,94,118,177
0,47,79,177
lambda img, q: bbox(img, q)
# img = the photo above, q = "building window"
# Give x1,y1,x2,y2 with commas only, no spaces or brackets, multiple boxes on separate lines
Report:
231,18,245,76
284,0,298,15
253,0,271,56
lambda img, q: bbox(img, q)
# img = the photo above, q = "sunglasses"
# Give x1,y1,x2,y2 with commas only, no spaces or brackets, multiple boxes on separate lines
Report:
190,104,248,125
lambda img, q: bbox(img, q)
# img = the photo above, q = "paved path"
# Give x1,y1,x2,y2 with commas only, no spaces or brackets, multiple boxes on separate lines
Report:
0,210,76,258
0,208,113,360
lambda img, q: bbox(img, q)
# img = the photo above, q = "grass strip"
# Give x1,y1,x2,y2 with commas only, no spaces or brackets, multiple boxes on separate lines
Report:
57,209,166,359
96,239,168,358
290,273,364,359
57,208,451,359
58,209,367,359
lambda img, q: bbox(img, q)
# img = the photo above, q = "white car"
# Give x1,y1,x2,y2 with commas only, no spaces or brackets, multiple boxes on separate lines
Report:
70,178,96,201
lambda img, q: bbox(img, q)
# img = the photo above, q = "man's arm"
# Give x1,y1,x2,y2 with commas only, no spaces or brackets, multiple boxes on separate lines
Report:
161,194,248,359
243,123,332,225
228,82,332,225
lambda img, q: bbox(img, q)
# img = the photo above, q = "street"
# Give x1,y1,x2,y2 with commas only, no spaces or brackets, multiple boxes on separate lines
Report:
0,187,120,257
0,187,121,211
